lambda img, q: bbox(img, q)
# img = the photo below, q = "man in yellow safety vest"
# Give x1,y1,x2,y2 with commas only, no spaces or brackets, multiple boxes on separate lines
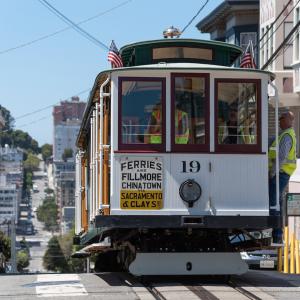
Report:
269,111,297,241
145,104,189,144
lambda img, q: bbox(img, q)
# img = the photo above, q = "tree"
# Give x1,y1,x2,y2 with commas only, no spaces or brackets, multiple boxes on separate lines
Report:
0,105,14,130
62,148,73,161
17,250,29,272
41,143,53,162
37,197,58,231
23,153,40,172
43,236,69,272
0,231,10,257
0,231,10,273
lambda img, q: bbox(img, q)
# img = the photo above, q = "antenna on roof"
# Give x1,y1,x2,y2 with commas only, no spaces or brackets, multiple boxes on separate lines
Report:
163,26,181,38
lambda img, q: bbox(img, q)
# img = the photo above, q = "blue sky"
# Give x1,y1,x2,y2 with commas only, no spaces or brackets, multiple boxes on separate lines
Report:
0,0,222,145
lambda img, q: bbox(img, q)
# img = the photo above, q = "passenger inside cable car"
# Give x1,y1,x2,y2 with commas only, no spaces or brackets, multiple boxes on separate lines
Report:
217,82,257,145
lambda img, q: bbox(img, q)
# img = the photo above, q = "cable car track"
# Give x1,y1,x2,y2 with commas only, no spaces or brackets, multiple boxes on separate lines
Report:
227,279,263,300
116,273,265,300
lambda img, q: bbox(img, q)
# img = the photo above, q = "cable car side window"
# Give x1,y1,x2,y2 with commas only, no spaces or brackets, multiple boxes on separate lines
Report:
171,73,210,152
118,77,166,151
215,79,261,153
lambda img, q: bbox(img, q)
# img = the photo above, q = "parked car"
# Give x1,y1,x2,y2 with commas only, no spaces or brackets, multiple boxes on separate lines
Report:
241,249,278,269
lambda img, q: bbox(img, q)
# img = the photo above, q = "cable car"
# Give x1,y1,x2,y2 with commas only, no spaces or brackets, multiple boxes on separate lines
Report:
74,36,280,275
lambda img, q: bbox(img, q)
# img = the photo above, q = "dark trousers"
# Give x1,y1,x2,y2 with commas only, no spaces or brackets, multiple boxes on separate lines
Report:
269,172,290,242
269,172,290,211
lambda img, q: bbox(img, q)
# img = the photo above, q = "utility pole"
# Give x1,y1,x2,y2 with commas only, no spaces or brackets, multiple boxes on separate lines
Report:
10,216,17,273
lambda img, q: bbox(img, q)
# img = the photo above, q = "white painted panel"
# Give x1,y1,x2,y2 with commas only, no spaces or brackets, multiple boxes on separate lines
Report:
111,154,268,216
210,154,269,215
36,274,87,297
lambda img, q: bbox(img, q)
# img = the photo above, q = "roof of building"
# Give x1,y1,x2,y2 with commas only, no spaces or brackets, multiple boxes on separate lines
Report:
196,0,259,33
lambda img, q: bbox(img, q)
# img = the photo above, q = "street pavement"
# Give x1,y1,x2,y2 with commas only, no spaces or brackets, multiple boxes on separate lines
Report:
1,270,300,299
16,160,54,273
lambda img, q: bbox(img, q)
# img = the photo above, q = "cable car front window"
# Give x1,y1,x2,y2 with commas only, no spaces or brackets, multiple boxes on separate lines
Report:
173,75,207,145
217,81,258,146
120,79,164,147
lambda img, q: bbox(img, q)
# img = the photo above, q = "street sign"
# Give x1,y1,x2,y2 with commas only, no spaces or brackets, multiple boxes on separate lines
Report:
286,193,300,216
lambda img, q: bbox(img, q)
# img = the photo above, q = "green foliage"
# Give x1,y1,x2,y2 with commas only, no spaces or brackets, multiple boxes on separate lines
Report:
43,236,69,273
0,105,14,130
0,106,39,152
62,148,73,161
37,197,58,231
41,143,53,162
23,153,40,172
17,250,29,272
44,187,54,194
0,129,39,153
23,170,33,191
58,229,85,273
0,231,10,260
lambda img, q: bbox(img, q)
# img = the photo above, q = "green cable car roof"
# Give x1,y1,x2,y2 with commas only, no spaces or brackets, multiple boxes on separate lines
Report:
120,39,242,67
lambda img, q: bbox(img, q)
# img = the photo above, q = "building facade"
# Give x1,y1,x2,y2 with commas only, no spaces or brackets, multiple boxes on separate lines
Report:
0,176,19,223
196,0,259,65
293,0,300,92
52,97,86,232
260,0,300,153
53,96,86,161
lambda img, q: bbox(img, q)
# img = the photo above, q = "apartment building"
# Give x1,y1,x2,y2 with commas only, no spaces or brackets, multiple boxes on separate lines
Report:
293,0,300,90
53,97,86,161
196,0,259,65
0,175,19,223
260,0,300,150
52,97,86,232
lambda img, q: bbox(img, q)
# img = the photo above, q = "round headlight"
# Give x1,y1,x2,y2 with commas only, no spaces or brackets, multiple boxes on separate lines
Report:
179,179,202,207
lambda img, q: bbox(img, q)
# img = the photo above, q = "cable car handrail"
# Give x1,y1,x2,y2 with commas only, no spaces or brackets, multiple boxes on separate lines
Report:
99,75,110,212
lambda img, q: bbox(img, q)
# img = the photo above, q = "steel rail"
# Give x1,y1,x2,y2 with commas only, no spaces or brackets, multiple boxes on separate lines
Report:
228,279,263,300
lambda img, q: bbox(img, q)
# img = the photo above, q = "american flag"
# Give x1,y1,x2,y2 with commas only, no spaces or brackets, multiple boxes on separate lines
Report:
108,40,123,68
240,41,256,69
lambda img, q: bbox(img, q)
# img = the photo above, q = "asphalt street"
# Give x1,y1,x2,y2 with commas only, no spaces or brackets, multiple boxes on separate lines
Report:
1,271,300,299
16,160,53,273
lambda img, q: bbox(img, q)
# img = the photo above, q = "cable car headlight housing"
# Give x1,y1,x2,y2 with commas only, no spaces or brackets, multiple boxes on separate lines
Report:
179,179,201,207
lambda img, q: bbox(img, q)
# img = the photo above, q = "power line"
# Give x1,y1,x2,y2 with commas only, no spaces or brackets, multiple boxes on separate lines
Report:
37,0,109,50
259,0,293,46
180,0,210,36
261,19,300,70
15,88,90,121
0,0,133,55
259,0,299,51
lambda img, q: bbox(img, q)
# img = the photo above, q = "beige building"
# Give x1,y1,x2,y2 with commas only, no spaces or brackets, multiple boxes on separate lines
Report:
260,0,300,152
292,0,300,91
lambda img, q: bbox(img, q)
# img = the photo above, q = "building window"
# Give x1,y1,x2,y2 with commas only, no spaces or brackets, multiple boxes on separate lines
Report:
284,22,293,69
261,28,265,65
240,32,258,66
215,79,261,153
283,77,293,93
171,73,209,152
295,69,299,88
152,47,213,61
295,8,300,61
118,77,165,151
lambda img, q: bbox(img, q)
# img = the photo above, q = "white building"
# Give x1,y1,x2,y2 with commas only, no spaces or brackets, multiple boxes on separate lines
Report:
53,119,81,161
0,175,19,222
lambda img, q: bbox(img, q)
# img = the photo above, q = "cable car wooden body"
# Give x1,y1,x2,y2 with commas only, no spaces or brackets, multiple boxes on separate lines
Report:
74,39,280,275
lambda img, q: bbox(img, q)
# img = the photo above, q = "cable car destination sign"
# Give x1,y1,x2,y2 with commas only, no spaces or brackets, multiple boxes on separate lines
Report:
120,157,163,209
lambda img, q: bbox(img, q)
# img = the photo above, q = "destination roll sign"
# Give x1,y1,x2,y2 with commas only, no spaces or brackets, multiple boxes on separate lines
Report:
120,158,163,210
